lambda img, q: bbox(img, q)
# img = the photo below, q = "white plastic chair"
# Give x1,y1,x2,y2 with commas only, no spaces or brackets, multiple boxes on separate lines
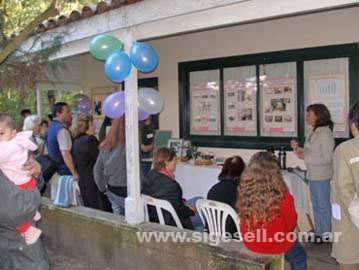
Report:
196,199,240,238
142,195,183,229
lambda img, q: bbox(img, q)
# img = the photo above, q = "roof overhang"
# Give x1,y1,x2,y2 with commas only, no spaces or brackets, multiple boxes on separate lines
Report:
21,0,359,59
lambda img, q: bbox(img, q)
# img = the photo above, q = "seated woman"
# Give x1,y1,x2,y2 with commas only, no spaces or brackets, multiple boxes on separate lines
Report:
207,155,245,238
142,148,195,230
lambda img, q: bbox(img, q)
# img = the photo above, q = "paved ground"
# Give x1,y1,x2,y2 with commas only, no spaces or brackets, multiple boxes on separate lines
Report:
283,242,338,270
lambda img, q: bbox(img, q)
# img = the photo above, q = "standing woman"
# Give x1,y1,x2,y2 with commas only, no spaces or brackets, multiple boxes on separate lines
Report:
72,115,103,210
292,104,335,240
94,117,142,215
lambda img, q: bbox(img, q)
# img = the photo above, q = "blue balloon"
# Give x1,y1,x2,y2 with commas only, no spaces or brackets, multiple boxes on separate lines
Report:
103,91,125,119
130,42,158,73
104,51,132,83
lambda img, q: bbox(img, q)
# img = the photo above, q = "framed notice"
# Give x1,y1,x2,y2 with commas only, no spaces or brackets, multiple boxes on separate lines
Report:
190,70,221,135
260,62,298,137
223,66,257,136
304,58,350,138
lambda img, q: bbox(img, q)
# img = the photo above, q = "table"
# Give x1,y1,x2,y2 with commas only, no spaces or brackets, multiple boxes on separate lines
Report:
175,163,313,230
175,162,220,199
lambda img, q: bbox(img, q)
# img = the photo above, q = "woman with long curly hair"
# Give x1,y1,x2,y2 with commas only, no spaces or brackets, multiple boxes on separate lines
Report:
237,152,307,270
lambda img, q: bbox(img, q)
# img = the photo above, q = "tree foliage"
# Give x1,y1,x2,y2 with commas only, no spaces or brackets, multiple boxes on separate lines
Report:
0,0,101,122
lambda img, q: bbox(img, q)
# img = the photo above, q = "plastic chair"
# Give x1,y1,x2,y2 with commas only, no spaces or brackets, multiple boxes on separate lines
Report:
142,195,183,229
196,199,240,238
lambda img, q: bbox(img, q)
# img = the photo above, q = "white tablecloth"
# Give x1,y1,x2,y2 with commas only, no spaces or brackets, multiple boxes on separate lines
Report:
175,162,220,199
175,163,312,216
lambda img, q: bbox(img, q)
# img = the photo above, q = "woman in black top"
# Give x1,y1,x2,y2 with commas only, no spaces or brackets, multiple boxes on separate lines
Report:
207,155,245,237
72,115,106,210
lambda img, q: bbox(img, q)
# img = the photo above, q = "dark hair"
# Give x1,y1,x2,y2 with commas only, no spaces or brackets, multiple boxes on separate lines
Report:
47,114,53,121
307,104,334,131
20,109,31,117
349,101,359,130
52,102,68,118
41,120,49,126
218,156,245,184
0,113,15,129
153,148,176,171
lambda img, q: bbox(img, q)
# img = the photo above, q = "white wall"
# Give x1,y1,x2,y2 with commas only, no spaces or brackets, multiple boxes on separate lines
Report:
80,7,359,165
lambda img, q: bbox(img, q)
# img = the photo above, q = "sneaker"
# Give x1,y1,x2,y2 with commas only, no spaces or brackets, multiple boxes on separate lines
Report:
33,211,41,222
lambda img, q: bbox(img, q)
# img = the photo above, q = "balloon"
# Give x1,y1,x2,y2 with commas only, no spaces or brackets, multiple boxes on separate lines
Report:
138,109,150,121
73,94,91,114
138,87,164,115
130,42,158,73
104,51,132,83
103,91,125,119
90,34,123,61
78,98,92,115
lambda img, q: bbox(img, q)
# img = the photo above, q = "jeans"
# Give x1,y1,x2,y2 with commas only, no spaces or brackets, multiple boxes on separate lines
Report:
106,190,125,216
285,240,307,270
186,196,205,232
309,180,332,236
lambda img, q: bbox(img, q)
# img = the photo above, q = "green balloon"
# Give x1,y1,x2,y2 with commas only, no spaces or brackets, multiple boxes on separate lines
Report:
90,34,124,61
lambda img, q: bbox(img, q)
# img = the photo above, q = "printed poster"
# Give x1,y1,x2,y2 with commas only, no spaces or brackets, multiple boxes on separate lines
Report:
308,75,347,133
262,77,296,135
224,79,257,136
190,71,221,135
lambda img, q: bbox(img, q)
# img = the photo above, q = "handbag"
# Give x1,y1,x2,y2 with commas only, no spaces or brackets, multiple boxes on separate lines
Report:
36,154,57,183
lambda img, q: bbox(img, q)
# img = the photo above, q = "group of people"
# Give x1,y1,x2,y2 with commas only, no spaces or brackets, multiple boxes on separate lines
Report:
1,100,359,270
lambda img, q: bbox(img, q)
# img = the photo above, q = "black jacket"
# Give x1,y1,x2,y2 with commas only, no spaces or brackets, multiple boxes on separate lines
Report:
207,178,239,237
0,171,49,270
73,134,103,209
142,170,195,229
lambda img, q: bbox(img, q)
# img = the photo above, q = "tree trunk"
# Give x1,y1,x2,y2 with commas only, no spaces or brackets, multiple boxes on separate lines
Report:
0,0,59,65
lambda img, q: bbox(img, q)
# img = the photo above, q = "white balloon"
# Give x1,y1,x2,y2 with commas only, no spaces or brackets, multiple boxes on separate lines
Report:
138,87,164,115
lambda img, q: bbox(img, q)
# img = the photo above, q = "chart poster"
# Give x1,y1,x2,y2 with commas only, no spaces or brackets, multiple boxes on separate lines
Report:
224,79,257,136
190,70,221,136
308,75,347,133
261,77,297,136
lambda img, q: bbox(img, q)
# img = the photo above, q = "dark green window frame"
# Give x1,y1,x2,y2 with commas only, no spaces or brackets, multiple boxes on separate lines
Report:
179,43,359,149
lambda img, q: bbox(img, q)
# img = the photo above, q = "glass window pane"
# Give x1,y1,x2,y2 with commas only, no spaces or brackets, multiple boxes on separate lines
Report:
223,66,257,136
304,58,350,138
259,62,298,137
190,70,221,136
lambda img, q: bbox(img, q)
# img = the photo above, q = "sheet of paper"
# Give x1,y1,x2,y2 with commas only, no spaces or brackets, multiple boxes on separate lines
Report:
332,203,341,221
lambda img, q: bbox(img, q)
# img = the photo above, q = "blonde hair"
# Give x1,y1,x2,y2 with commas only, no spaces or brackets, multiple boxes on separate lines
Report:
237,152,288,229
153,148,176,171
72,114,92,137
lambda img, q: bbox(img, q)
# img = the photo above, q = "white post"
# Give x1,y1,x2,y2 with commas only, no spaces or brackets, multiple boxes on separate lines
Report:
36,84,42,117
124,30,144,224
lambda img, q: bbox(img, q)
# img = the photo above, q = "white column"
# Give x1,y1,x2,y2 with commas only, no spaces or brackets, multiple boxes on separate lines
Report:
36,84,42,117
124,30,145,224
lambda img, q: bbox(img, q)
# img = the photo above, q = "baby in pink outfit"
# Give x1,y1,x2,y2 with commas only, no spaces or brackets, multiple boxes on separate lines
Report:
0,114,42,245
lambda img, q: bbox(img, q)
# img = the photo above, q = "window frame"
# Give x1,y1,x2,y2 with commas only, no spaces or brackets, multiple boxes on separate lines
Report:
178,43,359,149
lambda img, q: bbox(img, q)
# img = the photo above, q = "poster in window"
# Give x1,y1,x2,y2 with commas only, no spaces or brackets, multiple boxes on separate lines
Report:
261,77,296,136
190,70,221,136
308,75,347,133
223,66,257,136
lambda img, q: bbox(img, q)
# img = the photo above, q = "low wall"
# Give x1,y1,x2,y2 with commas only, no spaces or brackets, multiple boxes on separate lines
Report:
39,198,282,270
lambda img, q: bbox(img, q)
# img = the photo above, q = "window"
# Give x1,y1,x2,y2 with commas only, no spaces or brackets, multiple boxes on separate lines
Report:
179,43,359,149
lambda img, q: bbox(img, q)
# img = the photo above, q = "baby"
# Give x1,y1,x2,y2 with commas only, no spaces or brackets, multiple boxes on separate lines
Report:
0,114,42,245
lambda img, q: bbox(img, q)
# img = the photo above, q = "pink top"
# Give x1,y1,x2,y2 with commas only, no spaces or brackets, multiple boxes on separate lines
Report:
0,131,38,185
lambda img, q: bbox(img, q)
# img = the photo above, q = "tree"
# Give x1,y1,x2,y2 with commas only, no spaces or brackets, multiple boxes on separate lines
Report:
0,0,101,122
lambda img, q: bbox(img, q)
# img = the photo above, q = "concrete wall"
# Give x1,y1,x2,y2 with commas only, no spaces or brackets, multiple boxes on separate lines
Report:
40,199,282,270
77,7,359,165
